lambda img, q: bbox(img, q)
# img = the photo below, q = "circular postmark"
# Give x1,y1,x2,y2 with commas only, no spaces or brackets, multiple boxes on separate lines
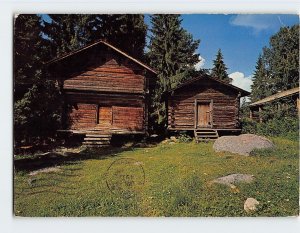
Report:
105,158,145,196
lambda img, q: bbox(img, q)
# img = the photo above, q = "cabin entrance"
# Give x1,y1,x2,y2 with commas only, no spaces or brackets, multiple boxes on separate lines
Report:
196,101,212,128
97,106,112,127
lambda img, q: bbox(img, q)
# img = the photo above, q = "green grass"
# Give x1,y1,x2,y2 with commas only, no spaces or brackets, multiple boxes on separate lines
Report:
14,137,299,217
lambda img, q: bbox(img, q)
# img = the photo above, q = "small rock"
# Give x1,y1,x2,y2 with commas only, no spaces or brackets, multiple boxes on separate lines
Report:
211,173,255,187
244,198,260,213
170,136,178,142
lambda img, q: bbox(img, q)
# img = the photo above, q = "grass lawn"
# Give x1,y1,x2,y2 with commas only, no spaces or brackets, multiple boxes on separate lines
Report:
14,137,299,217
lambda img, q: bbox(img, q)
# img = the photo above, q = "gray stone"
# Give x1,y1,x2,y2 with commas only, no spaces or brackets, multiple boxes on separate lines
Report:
244,198,260,213
211,173,255,187
213,134,274,156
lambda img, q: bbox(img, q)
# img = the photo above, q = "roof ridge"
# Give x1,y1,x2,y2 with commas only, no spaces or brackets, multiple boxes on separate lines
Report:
45,40,157,74
168,74,250,97
250,86,299,106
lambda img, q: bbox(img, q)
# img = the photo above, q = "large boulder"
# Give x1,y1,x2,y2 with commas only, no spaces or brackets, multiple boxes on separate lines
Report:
213,134,274,156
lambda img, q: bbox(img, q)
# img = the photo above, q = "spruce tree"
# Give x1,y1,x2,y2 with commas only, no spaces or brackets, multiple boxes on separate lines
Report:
14,14,61,145
42,14,147,60
263,24,299,93
250,55,271,102
148,14,200,128
42,14,92,58
251,24,299,103
89,14,147,60
211,49,231,83
14,14,44,89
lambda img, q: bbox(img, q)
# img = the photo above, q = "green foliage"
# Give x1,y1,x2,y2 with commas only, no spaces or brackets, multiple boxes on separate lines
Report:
148,14,200,129
14,138,299,216
211,49,231,83
42,15,93,58
177,132,193,143
14,15,61,145
251,24,299,102
14,14,46,89
89,14,147,60
242,116,299,140
43,14,147,60
14,74,61,145
250,55,271,102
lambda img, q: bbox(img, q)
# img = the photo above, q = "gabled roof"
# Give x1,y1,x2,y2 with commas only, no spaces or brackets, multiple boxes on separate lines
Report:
249,87,299,107
45,40,157,74
168,74,250,97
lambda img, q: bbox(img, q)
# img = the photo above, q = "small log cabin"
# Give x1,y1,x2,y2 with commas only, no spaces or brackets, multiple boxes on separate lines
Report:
165,75,250,141
47,40,157,146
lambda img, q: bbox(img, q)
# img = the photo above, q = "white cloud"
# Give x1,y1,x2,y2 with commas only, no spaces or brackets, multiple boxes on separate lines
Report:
229,71,253,92
195,55,205,70
230,15,280,33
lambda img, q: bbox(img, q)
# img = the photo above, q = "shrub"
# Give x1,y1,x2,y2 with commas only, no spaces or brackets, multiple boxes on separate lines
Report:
242,116,299,140
177,132,193,143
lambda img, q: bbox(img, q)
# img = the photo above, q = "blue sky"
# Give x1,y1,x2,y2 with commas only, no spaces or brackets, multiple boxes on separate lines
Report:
146,14,299,92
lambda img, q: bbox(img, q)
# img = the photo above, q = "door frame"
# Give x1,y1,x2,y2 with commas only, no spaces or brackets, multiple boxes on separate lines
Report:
194,99,213,129
96,105,113,125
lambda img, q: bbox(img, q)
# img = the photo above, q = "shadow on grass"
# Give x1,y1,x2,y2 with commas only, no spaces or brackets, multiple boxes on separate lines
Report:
14,147,124,172
14,143,157,173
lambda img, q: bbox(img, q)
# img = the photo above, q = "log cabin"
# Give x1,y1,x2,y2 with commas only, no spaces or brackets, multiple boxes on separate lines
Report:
249,87,299,122
46,40,157,146
165,75,250,141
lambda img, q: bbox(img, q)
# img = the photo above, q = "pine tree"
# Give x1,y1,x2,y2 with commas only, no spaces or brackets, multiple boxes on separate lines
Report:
251,24,299,102
14,14,61,145
250,55,271,102
263,24,299,93
42,14,147,60
14,14,44,88
42,14,92,58
211,49,231,83
89,14,147,60
148,14,200,129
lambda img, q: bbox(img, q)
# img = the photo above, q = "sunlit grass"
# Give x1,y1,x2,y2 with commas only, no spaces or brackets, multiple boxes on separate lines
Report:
14,137,299,217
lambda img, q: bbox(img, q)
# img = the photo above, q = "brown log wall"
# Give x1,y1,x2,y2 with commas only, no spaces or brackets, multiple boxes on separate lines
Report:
67,93,145,131
69,103,97,130
112,106,144,131
63,54,146,94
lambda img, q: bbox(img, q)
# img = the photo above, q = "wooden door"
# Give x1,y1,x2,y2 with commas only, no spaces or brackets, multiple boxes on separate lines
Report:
97,106,112,127
197,103,211,128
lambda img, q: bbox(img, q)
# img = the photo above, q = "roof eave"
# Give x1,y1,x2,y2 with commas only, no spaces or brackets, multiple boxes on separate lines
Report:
44,40,157,75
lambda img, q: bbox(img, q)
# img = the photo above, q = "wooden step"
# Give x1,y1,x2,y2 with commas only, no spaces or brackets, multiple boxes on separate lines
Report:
85,134,112,138
195,131,217,135
84,137,111,141
82,129,112,147
83,141,110,145
194,129,219,143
